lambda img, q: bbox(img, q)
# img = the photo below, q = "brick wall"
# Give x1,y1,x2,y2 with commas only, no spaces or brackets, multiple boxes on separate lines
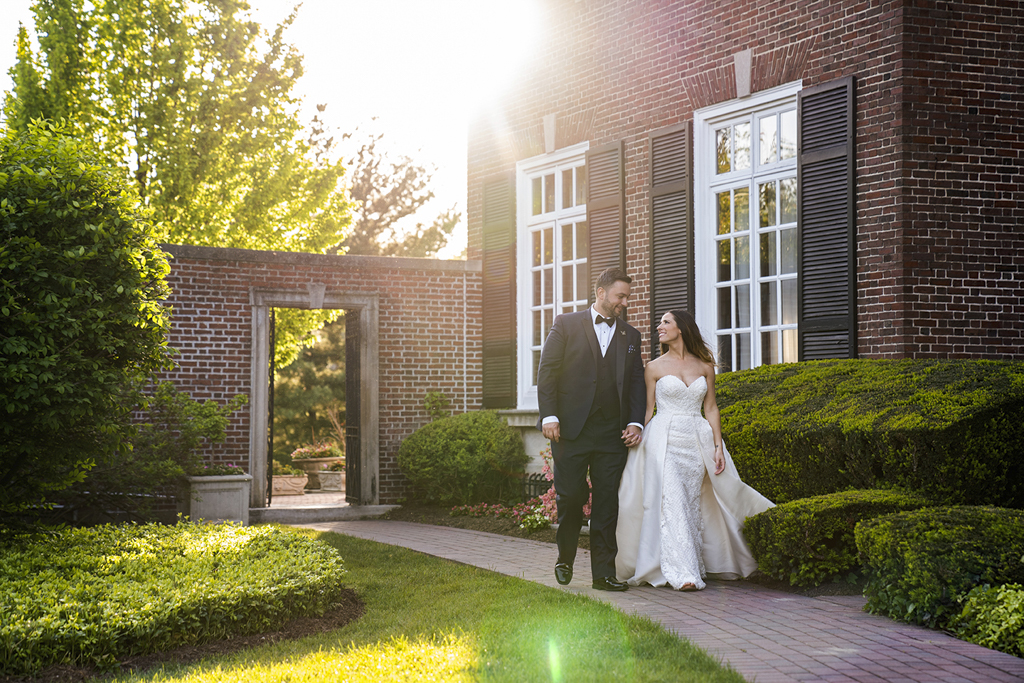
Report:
161,244,483,504
468,0,1024,363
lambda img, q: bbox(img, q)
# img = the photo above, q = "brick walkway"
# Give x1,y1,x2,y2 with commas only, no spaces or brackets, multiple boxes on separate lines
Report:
300,520,1024,683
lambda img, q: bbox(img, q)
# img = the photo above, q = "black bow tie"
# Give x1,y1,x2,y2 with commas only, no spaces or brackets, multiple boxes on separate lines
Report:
596,315,615,326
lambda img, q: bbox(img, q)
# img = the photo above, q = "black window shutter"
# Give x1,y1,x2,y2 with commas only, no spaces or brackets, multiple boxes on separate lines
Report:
586,141,625,298
481,175,516,408
648,123,693,358
797,76,856,360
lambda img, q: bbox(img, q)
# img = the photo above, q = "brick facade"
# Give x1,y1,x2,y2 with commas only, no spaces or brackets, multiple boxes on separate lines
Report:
160,244,482,505
467,0,1024,373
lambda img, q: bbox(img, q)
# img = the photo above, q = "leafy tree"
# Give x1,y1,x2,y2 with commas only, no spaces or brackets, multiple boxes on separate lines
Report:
0,120,171,519
335,132,460,257
4,0,352,367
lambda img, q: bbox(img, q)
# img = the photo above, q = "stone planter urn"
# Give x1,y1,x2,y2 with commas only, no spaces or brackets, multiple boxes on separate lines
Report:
186,474,253,524
292,456,342,489
272,474,308,496
318,468,346,492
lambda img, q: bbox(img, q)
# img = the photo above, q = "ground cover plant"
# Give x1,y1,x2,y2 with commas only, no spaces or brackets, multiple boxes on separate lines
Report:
744,489,933,587
101,531,746,683
715,359,1024,506
951,583,1024,658
0,522,348,675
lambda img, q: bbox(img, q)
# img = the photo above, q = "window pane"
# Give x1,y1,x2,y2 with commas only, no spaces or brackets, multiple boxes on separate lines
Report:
735,122,751,170
781,110,796,160
736,234,750,280
717,191,731,234
761,330,778,365
738,333,751,371
533,270,541,307
760,114,777,164
781,177,797,224
576,165,587,206
543,308,552,337
716,127,731,174
782,278,797,325
532,230,541,267
544,173,555,213
736,283,750,327
735,186,750,232
562,264,573,302
576,221,588,259
543,267,553,305
759,181,776,228
717,239,731,282
533,350,541,382
718,335,733,372
533,309,541,345
543,226,553,264
561,223,573,260
562,169,573,209
782,329,798,363
532,177,542,215
781,227,797,274
576,262,588,303
761,281,778,325
760,232,777,276
717,287,732,329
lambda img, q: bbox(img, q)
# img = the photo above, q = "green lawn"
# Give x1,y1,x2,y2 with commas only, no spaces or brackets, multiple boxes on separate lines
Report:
107,529,746,682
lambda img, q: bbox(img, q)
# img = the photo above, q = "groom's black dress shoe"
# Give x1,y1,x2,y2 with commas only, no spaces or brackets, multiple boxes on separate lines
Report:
592,576,629,592
555,562,573,585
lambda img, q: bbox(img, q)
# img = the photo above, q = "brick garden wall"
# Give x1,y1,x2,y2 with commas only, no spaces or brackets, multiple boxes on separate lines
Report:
160,244,483,504
468,0,1024,364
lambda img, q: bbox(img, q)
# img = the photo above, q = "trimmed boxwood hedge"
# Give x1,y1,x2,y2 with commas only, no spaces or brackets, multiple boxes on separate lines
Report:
744,489,932,587
715,359,1024,506
951,583,1024,658
398,410,528,506
855,506,1024,629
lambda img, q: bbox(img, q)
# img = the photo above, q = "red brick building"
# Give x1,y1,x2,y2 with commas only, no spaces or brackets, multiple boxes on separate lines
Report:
468,0,1024,427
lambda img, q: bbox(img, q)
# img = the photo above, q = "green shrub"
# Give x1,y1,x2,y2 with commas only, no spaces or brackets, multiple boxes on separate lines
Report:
855,506,1024,629
745,489,932,587
715,359,1024,506
951,583,1024,657
398,410,527,506
0,121,172,520
0,521,348,675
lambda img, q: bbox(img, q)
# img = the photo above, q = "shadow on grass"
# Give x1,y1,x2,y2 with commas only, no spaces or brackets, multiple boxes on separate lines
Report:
103,530,746,682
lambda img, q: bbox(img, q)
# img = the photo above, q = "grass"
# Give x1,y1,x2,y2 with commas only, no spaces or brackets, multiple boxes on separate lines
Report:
104,530,746,682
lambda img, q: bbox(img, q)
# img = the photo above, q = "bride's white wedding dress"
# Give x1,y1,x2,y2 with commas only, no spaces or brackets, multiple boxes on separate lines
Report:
615,374,774,589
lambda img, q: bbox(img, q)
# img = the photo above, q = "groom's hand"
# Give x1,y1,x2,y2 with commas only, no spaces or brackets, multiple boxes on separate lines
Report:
622,425,642,448
542,422,560,443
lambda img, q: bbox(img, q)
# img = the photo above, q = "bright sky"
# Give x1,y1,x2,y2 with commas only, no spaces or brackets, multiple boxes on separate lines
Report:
0,0,543,259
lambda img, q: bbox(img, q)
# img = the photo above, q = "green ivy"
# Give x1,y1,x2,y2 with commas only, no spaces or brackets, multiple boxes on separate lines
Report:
855,506,1024,629
398,410,528,506
744,489,933,587
0,521,347,675
951,583,1024,658
715,359,1024,506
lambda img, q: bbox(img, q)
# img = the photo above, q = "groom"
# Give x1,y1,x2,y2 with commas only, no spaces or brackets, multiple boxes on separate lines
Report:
536,267,646,591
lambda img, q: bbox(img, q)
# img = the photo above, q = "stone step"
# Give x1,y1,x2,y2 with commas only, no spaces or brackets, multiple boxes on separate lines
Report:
250,504,398,525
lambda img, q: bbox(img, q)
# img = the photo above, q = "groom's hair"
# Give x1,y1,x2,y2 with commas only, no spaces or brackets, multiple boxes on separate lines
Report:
594,267,632,294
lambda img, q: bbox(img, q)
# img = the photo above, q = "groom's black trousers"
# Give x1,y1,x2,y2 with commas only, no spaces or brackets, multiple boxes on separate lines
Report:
552,413,628,580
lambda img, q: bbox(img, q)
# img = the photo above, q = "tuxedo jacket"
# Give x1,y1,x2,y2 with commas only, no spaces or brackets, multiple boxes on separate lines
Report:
535,310,646,441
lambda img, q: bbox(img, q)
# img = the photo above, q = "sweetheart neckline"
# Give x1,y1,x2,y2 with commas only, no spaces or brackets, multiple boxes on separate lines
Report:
657,374,706,390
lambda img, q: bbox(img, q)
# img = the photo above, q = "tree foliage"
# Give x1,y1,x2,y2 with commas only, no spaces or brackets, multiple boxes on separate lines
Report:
0,120,172,518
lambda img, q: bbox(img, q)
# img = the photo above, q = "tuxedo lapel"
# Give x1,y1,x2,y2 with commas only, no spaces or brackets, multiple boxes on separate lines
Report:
582,313,601,362
614,325,627,400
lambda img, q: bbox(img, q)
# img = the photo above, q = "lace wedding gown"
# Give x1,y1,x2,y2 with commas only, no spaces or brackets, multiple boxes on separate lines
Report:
615,375,774,589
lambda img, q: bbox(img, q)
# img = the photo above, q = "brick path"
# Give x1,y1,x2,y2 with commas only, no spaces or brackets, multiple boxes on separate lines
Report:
300,520,1024,683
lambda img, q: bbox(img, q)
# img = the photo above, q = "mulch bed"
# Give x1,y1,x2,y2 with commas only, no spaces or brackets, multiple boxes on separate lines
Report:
0,589,364,683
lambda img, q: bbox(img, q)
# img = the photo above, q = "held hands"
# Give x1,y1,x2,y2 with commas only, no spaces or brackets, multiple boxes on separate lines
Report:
622,425,642,448
713,443,725,475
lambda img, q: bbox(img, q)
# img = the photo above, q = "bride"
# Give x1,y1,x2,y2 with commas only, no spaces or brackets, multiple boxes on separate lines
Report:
615,309,773,590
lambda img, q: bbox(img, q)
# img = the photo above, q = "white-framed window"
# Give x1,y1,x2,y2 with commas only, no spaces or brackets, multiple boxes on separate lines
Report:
516,142,589,409
694,82,801,371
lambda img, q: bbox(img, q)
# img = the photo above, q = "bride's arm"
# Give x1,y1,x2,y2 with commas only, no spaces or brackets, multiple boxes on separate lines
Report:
643,363,658,426
703,366,726,474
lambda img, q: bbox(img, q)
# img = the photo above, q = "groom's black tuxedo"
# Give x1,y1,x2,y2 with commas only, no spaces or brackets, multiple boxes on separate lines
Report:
535,309,645,580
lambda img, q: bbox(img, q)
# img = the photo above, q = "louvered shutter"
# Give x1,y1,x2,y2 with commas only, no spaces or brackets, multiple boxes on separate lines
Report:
481,175,516,408
797,76,856,359
648,123,693,358
586,141,625,297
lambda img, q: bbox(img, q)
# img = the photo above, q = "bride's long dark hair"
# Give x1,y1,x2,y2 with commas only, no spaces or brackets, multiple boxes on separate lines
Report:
661,309,716,366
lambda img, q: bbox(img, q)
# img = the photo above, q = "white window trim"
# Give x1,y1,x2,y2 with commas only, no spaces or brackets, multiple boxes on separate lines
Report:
515,141,589,410
693,81,802,366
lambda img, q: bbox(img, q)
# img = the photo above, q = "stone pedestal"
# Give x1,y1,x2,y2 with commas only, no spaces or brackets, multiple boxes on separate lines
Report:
186,474,253,524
